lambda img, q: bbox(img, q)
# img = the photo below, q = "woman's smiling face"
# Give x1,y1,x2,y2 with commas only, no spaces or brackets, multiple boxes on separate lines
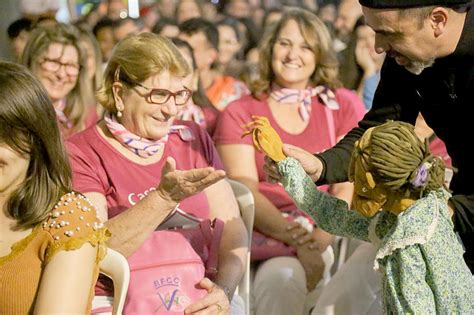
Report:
116,70,188,140
271,19,316,89
33,43,79,103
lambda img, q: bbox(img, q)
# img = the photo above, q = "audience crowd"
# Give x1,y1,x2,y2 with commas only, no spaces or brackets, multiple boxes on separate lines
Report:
1,0,471,314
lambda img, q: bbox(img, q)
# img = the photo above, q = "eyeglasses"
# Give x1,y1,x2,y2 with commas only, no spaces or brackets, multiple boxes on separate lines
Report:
117,70,192,106
39,58,80,76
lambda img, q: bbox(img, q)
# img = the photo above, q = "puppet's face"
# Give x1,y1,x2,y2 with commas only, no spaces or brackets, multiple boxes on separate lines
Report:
349,126,416,217
351,151,388,217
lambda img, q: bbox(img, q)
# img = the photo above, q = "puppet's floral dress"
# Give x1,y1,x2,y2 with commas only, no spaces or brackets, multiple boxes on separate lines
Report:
279,157,474,314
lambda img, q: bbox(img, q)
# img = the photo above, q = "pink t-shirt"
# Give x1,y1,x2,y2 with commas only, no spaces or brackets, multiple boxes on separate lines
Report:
66,120,223,219
429,136,452,168
61,105,99,139
214,89,364,212
202,106,220,138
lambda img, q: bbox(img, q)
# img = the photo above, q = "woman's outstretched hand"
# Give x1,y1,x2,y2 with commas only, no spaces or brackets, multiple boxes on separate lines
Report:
157,157,226,203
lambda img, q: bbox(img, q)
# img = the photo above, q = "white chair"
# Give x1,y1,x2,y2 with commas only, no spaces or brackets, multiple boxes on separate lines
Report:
91,247,130,315
330,236,365,276
331,236,349,275
227,179,255,315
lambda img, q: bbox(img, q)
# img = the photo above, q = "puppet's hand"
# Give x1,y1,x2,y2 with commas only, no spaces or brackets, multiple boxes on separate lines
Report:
241,116,286,162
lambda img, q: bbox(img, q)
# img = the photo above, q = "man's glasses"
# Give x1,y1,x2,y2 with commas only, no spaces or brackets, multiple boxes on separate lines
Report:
39,58,80,76
115,67,192,105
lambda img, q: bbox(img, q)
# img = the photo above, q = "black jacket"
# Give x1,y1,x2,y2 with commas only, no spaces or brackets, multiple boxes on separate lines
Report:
317,6,474,270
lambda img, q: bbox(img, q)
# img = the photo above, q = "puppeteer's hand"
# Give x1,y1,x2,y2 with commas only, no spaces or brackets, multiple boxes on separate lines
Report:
157,157,226,204
264,144,323,183
184,278,230,314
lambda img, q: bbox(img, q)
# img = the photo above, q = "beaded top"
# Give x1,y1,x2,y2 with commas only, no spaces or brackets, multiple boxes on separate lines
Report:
0,192,110,314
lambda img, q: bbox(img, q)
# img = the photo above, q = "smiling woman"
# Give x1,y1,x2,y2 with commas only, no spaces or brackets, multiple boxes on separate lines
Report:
214,8,366,315
21,23,97,138
66,32,248,314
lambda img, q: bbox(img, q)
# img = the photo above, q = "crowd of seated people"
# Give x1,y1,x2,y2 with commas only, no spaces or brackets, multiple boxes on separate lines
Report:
1,0,463,314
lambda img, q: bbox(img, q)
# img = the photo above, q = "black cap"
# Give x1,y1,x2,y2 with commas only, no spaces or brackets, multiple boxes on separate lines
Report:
359,0,471,9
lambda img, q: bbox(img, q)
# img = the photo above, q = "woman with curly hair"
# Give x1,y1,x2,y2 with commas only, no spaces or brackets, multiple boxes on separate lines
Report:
215,8,365,315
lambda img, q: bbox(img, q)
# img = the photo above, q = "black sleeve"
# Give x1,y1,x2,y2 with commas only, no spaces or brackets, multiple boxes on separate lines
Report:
451,194,474,270
452,195,474,234
315,58,420,185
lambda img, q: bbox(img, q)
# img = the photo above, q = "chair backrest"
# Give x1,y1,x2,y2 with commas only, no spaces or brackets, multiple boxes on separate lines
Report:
330,236,365,276
227,179,255,315
98,248,130,315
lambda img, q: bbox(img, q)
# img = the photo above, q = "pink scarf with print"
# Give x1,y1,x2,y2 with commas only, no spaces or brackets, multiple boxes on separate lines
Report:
54,99,73,129
270,84,339,121
104,112,191,158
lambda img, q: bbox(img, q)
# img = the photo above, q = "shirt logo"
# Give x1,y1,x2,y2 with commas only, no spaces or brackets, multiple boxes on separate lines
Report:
128,186,156,205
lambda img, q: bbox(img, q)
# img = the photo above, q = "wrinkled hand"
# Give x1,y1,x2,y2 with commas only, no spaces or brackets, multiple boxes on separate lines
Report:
185,278,230,314
157,157,226,204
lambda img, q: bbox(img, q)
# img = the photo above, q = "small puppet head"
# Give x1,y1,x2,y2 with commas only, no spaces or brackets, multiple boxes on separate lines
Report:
348,120,446,217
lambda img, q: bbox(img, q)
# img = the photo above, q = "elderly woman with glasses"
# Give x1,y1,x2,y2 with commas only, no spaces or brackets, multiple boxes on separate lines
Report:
66,32,248,314
22,23,98,138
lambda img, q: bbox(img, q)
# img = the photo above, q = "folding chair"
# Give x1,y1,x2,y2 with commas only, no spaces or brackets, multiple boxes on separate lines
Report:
227,179,255,315
91,247,130,315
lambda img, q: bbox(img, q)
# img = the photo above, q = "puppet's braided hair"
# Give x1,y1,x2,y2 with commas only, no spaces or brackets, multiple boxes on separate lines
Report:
352,121,445,196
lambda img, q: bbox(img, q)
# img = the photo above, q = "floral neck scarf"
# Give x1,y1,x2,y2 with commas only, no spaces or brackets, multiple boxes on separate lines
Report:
104,112,191,158
270,84,339,121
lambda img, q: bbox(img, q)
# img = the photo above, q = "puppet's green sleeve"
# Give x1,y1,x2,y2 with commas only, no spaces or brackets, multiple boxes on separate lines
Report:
279,157,370,241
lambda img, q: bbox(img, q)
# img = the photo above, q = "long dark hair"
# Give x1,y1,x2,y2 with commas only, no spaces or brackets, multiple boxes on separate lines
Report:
0,61,72,229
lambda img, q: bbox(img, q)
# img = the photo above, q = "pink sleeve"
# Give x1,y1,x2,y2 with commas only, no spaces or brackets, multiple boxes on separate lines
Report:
67,141,108,194
334,89,366,138
213,99,253,146
202,107,220,138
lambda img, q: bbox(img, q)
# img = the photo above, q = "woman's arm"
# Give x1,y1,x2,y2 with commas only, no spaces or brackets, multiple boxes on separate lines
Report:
219,144,333,293
207,179,248,296
34,244,97,313
85,157,226,257
185,179,249,313
85,191,175,258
